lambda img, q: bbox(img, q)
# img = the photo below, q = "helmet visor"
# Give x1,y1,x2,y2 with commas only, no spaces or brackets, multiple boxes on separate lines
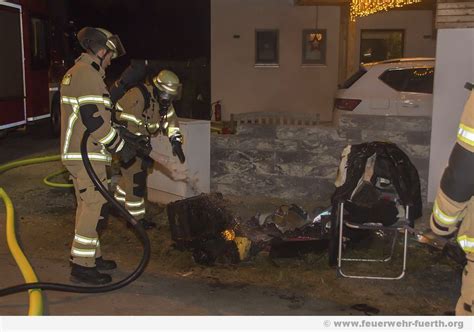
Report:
106,35,126,59
157,82,183,100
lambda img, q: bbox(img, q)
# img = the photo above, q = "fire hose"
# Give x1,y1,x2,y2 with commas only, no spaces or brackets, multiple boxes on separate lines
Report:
0,130,151,314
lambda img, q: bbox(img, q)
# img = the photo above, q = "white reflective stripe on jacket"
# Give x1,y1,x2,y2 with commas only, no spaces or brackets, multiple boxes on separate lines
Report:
457,123,474,147
61,95,114,162
458,235,474,253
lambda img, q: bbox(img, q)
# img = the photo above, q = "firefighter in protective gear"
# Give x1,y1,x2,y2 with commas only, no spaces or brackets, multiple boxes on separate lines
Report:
113,70,185,229
60,27,134,285
431,82,474,315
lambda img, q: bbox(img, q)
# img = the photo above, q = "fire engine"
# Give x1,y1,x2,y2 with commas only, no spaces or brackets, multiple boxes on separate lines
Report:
0,0,74,136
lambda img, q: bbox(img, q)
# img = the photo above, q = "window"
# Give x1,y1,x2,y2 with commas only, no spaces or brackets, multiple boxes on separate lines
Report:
302,29,327,65
0,8,23,99
255,30,278,65
360,30,404,64
379,69,407,91
30,17,49,69
379,67,435,94
404,67,434,94
340,67,367,89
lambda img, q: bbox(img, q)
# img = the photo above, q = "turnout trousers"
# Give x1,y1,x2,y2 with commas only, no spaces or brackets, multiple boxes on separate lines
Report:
66,162,108,267
115,157,148,220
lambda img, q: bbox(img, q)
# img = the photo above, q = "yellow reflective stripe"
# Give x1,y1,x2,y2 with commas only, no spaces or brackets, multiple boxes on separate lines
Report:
115,139,125,152
433,200,460,226
116,185,126,196
457,123,474,146
154,77,179,93
168,127,180,138
106,39,116,50
126,199,145,208
457,235,474,253
71,247,96,258
77,95,112,107
74,234,99,246
163,122,169,129
128,208,146,216
119,113,143,126
153,77,161,89
61,96,80,156
161,83,176,93
147,123,159,129
61,96,79,106
116,103,124,111
166,110,175,118
61,153,112,163
61,94,114,161
114,194,126,202
63,112,78,156
98,127,117,145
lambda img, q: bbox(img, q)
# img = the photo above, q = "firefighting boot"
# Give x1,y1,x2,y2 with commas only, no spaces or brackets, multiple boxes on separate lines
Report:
95,257,117,270
71,264,112,285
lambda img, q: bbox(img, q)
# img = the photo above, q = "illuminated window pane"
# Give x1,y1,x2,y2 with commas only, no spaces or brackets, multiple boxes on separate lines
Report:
360,30,404,64
302,29,326,65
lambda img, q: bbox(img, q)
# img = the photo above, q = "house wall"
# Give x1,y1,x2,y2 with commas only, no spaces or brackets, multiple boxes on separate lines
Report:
212,2,436,121
211,0,341,121
347,10,437,75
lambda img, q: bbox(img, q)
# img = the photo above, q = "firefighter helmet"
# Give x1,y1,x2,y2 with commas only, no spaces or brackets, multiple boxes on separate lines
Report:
77,27,126,59
152,70,182,99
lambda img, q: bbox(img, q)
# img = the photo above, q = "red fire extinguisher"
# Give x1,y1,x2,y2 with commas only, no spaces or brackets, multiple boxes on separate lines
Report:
214,100,222,122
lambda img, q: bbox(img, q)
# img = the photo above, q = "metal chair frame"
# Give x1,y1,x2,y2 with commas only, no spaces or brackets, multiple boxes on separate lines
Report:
337,201,410,280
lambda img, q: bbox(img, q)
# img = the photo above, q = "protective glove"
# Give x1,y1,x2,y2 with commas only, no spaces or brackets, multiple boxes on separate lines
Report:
109,60,146,104
116,126,152,158
117,141,137,164
170,134,185,164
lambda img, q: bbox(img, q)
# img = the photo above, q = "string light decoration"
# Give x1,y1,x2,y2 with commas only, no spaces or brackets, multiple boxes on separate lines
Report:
350,0,422,21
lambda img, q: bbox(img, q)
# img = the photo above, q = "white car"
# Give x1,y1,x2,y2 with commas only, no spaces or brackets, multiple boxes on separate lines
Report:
334,58,435,118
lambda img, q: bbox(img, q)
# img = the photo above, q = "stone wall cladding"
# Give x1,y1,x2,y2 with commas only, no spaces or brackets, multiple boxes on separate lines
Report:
211,114,432,203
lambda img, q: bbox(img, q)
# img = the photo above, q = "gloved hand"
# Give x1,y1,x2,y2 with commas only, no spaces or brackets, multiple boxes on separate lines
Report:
170,134,185,163
116,126,152,159
117,141,137,164
109,60,146,104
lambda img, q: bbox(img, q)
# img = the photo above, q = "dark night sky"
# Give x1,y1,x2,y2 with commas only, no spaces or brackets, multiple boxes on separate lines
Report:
68,0,210,64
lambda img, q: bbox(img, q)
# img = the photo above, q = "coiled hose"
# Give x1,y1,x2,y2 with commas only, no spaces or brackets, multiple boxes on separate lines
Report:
0,130,150,298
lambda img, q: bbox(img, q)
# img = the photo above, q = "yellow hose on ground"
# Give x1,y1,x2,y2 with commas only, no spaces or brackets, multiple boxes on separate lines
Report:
43,169,73,188
0,155,72,188
0,188,43,316
0,155,60,174
0,154,65,316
